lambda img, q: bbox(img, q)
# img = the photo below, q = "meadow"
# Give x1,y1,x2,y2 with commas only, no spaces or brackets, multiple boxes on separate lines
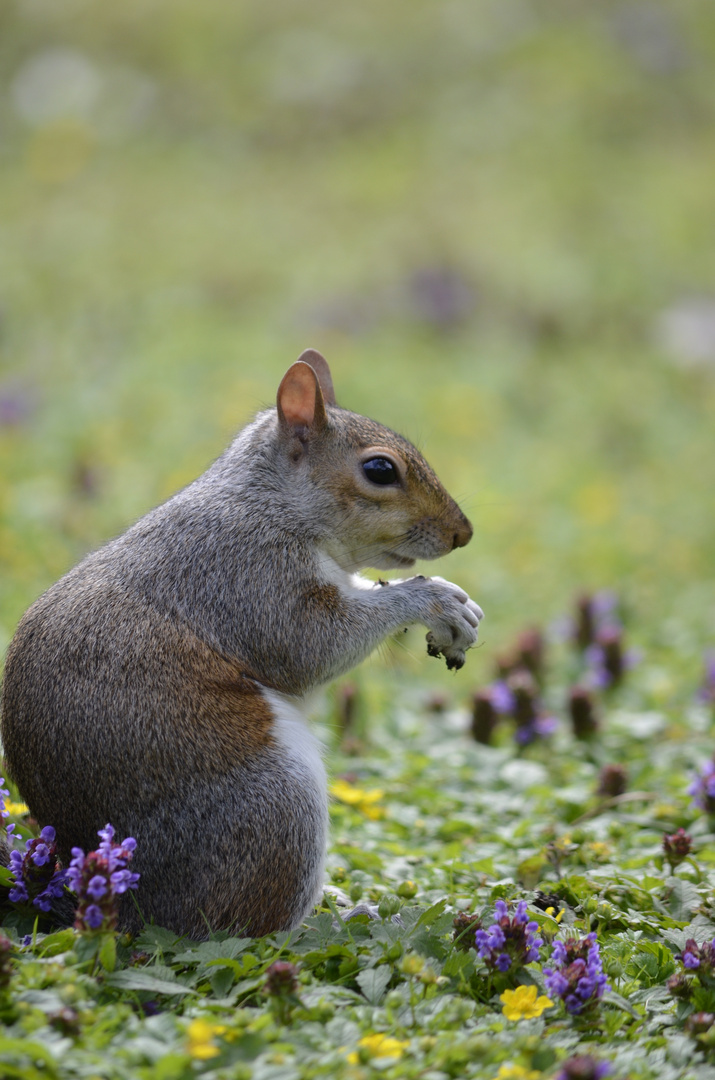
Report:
1,1,715,1076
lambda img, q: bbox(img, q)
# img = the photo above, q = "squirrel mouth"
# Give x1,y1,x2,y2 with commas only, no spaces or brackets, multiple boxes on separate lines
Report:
383,551,416,569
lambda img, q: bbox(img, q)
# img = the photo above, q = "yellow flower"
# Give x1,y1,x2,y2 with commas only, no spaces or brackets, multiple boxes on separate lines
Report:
544,906,565,924
500,985,553,1021
346,1033,410,1063
497,1065,542,1079
186,1018,225,1060
4,800,29,816
586,841,612,862
330,779,385,820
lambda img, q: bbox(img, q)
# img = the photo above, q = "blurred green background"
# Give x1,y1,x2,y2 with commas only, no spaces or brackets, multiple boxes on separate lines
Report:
1,0,714,685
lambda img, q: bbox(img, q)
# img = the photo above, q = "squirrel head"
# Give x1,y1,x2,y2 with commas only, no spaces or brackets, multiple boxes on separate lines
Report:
275,350,473,573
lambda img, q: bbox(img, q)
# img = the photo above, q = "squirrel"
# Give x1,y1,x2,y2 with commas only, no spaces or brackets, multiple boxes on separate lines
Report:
0,350,483,938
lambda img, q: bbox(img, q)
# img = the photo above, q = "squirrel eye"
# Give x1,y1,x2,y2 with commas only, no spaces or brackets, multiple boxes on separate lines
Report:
362,457,398,485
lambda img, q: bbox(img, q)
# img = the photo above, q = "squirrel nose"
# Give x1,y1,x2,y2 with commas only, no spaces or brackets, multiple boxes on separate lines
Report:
451,514,473,550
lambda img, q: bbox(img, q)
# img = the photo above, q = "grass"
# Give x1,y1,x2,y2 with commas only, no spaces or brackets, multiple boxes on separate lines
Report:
1,1,715,1076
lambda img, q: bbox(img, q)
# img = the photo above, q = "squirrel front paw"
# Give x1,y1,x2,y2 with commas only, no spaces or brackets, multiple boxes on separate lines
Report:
412,576,483,670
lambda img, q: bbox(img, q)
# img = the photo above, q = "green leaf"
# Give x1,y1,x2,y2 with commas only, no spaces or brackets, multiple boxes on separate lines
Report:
37,928,76,957
356,965,392,1004
135,925,187,955
413,899,448,929
104,969,197,996
666,879,700,922
173,938,254,967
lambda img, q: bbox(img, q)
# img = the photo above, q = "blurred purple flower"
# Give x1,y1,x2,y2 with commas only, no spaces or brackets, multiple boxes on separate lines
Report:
585,627,640,689
680,938,715,978
688,760,715,815
696,653,715,708
555,1057,610,1080
572,592,620,651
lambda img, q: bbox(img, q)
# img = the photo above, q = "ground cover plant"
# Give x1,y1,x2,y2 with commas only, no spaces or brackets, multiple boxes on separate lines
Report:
1,598,715,1078
1,0,715,1077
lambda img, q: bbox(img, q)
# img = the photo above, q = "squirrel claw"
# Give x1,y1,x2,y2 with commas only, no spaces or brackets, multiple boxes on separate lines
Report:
445,652,465,671
426,633,467,670
426,634,442,660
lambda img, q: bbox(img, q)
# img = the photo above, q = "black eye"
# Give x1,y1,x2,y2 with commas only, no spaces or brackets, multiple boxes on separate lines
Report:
362,457,398,485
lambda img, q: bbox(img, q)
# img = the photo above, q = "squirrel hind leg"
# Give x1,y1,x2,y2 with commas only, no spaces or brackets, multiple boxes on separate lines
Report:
118,746,328,939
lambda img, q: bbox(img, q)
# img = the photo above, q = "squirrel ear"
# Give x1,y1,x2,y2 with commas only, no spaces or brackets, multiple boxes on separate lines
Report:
277,361,328,434
296,348,337,407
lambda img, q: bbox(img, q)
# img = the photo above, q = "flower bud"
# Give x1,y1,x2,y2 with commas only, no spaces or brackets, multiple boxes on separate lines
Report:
663,828,692,872
568,686,599,740
471,691,498,745
597,764,627,798
264,961,299,997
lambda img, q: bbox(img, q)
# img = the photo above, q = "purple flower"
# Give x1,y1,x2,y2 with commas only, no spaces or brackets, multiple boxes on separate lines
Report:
688,760,715,815
515,713,558,746
483,673,557,746
680,938,715,979
475,899,543,974
6,825,68,912
696,653,715,707
555,1056,611,1080
85,905,105,930
572,592,620,651
491,680,516,714
584,628,640,690
67,823,139,933
87,875,108,900
544,933,609,1015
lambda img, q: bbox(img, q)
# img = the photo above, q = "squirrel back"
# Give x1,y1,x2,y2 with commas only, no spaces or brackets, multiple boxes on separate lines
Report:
0,351,482,937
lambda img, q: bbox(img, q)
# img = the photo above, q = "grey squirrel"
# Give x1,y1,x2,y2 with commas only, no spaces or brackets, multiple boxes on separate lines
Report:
0,351,483,937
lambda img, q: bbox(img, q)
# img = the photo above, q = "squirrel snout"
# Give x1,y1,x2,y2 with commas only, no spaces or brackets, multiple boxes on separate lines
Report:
451,514,473,550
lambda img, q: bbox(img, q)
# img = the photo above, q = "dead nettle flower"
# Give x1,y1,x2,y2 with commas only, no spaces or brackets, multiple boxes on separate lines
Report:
489,671,557,747
543,933,609,1015
264,960,300,997
680,938,715,981
687,759,715,815
663,828,693,872
585,627,640,690
696,653,715,709
495,627,547,685
66,824,139,932
568,686,599,740
470,691,499,745
474,899,543,974
555,1056,611,1080
7,826,68,912
596,764,628,799
264,960,301,1024
572,592,619,652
